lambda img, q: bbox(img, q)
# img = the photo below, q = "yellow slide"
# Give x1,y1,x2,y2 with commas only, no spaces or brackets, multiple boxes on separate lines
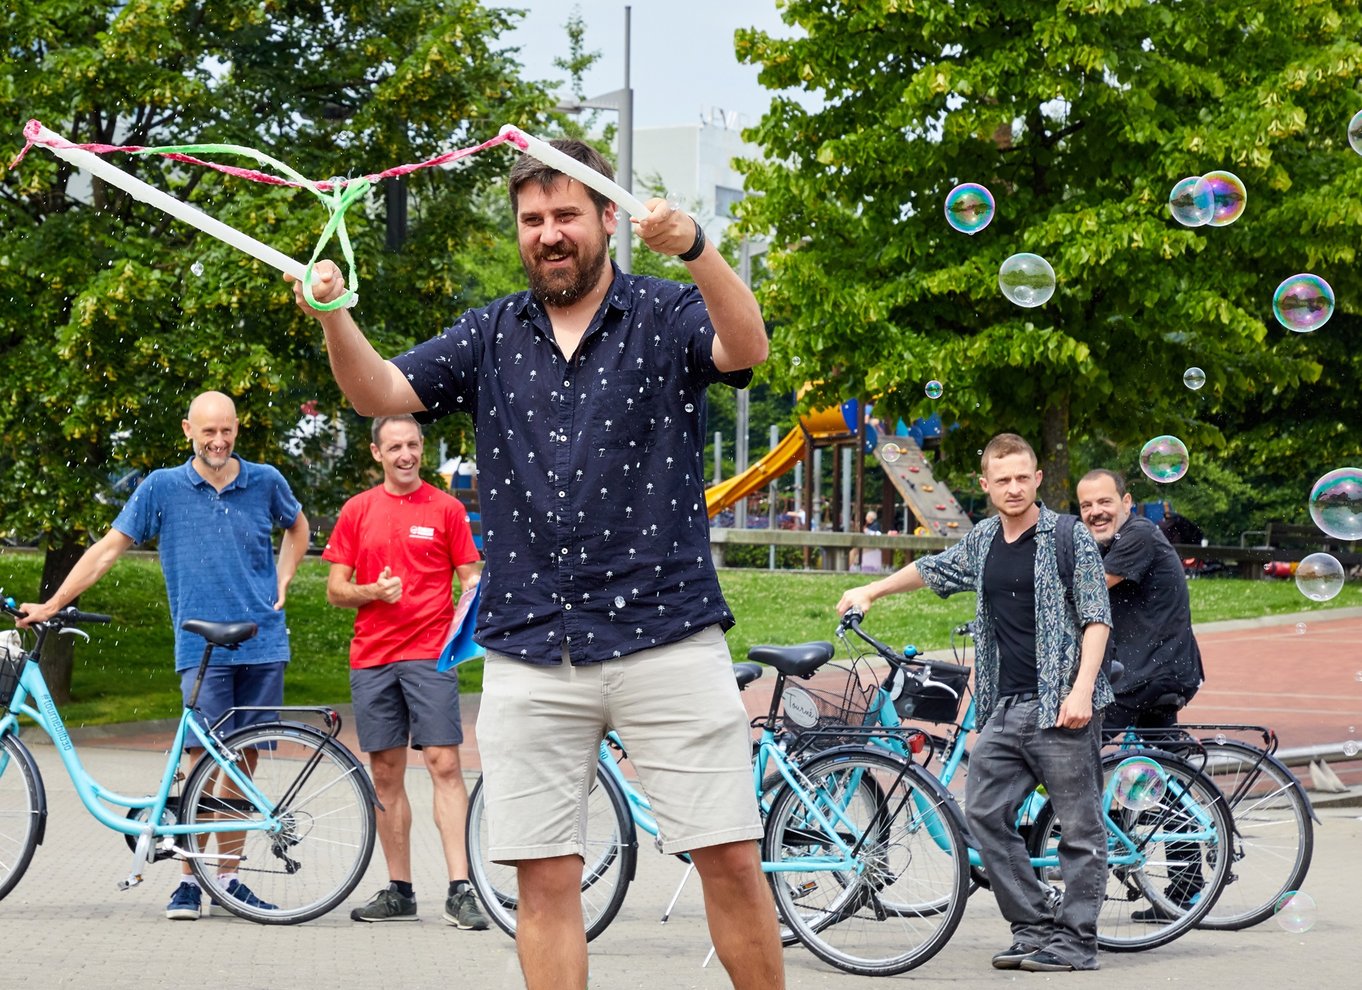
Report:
705,427,807,517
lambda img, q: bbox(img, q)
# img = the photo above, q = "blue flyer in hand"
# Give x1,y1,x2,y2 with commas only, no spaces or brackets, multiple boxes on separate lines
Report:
437,581,483,671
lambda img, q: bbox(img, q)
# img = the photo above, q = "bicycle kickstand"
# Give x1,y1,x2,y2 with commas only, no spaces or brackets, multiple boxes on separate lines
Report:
660,861,696,923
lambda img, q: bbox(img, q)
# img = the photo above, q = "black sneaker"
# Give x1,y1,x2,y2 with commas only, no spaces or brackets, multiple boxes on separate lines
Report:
991,941,1041,970
1019,949,1078,972
444,885,490,930
351,883,418,922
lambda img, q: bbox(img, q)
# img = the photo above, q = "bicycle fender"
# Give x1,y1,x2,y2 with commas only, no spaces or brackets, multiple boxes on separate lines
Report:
2,733,47,847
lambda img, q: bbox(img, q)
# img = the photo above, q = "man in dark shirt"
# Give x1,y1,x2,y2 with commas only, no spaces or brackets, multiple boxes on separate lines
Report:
1076,470,1204,729
290,141,780,990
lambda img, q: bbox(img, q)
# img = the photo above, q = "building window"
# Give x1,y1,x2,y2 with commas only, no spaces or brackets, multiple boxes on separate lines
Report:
715,185,745,219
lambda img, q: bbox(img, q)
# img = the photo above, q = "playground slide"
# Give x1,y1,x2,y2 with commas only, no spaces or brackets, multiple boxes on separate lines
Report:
705,427,806,517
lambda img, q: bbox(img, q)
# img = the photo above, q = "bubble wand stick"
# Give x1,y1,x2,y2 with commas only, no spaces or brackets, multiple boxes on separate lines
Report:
27,122,311,283
499,125,650,218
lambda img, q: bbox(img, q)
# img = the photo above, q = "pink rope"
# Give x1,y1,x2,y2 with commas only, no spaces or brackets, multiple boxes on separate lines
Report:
11,119,527,187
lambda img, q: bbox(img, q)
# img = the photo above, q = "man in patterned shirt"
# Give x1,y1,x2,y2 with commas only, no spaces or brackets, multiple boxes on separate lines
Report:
290,141,781,989
838,433,1112,973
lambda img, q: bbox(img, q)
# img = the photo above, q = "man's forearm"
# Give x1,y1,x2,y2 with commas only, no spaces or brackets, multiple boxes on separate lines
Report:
686,250,768,371
276,515,311,587
317,309,419,416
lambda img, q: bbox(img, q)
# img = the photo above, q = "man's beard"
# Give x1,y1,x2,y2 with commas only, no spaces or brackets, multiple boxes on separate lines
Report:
193,440,232,470
523,235,609,307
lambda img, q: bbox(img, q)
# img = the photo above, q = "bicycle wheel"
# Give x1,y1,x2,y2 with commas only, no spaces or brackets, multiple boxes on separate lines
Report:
764,749,969,976
1196,739,1313,930
1028,750,1233,951
0,734,44,901
466,758,636,942
181,723,376,924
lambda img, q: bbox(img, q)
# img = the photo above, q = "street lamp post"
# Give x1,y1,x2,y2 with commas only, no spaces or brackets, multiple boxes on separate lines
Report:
553,7,634,272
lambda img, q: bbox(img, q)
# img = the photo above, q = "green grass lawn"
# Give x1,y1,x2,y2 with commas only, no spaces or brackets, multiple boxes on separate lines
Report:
3,549,1359,727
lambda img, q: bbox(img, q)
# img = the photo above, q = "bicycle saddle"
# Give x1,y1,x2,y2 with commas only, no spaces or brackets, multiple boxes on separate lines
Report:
180,619,259,647
732,661,764,689
746,641,835,677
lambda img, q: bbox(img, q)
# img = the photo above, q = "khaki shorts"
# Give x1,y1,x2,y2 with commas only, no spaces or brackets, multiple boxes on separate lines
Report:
476,625,761,860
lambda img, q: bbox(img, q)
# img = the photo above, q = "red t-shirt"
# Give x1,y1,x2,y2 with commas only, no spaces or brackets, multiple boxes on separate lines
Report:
323,481,480,668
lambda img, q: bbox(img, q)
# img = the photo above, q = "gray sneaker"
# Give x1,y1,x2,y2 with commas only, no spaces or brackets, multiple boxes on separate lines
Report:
351,883,418,922
444,886,489,930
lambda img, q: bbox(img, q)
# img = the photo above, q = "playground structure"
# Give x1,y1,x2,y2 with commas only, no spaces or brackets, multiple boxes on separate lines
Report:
704,400,973,540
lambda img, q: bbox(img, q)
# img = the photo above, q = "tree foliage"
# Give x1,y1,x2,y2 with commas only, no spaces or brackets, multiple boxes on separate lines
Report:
735,0,1362,520
0,0,549,548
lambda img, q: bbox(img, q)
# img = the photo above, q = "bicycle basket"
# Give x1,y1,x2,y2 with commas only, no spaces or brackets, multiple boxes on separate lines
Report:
0,630,23,710
780,662,878,747
884,660,971,724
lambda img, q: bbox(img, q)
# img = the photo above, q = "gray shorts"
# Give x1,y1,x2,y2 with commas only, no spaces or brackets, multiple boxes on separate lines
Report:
349,659,463,753
476,625,762,860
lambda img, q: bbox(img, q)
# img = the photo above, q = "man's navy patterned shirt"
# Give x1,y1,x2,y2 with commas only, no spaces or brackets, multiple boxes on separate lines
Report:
392,264,752,664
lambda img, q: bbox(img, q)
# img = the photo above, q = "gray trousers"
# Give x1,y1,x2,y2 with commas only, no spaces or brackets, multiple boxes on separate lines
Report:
965,697,1106,969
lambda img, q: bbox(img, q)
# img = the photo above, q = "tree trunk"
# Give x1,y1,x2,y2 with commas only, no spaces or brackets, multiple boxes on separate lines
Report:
37,538,87,704
1039,397,1071,512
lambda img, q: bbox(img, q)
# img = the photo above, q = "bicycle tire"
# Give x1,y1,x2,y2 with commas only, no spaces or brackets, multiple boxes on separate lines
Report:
466,758,636,942
1196,739,1313,930
1028,749,1233,952
0,734,44,902
181,723,376,924
763,748,969,976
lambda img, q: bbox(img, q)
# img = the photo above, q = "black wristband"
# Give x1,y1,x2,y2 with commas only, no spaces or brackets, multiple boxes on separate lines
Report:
677,217,705,262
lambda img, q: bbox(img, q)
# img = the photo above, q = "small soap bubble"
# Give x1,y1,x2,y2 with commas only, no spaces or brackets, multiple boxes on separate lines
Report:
924,380,944,399
1308,468,1362,541
683,403,694,413
1295,553,1344,602
665,191,683,212
1139,436,1189,484
1168,176,1215,227
328,175,346,192
1349,109,1362,156
190,261,204,277
1296,622,1308,636
880,443,903,465
1274,891,1316,934
1273,273,1335,333
1183,367,1206,390
944,182,995,235
1355,671,1362,682
791,356,802,367
998,253,1056,307
1113,758,1166,811
1202,170,1246,226
1345,740,1360,757
1214,733,1227,745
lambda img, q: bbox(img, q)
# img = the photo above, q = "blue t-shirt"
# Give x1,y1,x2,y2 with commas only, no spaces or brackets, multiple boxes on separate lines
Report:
113,457,302,670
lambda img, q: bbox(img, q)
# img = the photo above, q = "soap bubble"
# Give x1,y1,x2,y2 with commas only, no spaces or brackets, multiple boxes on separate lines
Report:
1214,733,1228,745
944,182,995,235
1308,468,1362,541
1349,109,1362,156
1168,176,1215,227
1296,623,1308,636
1274,891,1316,934
1113,758,1166,811
791,356,802,367
880,443,903,464
1139,436,1189,483
190,261,204,277
924,380,944,399
998,253,1056,307
1295,552,1345,602
1202,170,1246,226
1183,367,1206,390
1272,274,1335,333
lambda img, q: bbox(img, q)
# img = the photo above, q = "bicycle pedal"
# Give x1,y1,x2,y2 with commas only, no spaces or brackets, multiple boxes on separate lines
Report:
117,873,144,891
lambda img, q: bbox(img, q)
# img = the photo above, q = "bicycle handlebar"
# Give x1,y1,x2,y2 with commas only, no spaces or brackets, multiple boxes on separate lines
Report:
838,611,968,699
1,591,111,629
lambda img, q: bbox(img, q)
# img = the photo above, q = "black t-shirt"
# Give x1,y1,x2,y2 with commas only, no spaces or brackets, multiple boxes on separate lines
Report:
1101,515,1203,692
984,523,1039,697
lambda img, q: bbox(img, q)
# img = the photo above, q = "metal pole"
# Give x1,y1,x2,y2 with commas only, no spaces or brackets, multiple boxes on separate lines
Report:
712,431,723,484
841,447,853,533
768,425,779,570
618,6,634,274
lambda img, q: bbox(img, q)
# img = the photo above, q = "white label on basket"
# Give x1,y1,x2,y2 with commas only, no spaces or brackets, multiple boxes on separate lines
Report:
782,686,820,728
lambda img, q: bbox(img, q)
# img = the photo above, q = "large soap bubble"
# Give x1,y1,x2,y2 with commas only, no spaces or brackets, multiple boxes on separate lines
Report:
1139,436,1189,484
1274,891,1317,934
1168,176,1215,227
1308,468,1362,541
1202,170,1247,226
1113,758,1166,811
1272,274,1335,333
1295,553,1345,602
944,182,995,235
924,379,944,399
1183,367,1206,390
998,253,1056,307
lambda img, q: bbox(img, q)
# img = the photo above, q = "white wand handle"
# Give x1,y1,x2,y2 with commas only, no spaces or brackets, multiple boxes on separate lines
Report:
500,125,650,218
33,124,309,282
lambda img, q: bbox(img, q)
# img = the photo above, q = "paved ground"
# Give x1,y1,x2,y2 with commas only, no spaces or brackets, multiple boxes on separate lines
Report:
9,608,1360,988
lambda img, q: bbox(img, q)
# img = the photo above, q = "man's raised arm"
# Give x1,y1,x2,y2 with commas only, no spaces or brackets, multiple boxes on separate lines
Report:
287,262,424,416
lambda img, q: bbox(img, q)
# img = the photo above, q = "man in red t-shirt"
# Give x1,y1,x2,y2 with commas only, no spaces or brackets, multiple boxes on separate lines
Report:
324,414,486,929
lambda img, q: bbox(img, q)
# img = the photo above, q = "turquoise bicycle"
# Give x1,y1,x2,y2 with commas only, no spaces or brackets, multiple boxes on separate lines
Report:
466,651,972,976
0,592,377,924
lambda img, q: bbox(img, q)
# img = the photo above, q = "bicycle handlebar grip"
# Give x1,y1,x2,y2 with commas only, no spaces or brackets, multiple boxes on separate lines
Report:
61,607,112,625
